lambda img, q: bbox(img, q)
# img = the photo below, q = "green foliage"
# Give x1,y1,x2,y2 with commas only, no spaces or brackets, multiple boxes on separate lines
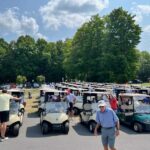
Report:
103,7,141,83
0,8,147,83
36,75,45,84
138,51,150,81
16,75,27,84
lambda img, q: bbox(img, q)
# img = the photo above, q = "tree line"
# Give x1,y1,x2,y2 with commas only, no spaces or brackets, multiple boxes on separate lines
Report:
0,7,150,84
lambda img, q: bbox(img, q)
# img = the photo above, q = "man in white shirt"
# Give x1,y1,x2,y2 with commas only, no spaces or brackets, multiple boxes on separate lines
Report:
0,89,20,142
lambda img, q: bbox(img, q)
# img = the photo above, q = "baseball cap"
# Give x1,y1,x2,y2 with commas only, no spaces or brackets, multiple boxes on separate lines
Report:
98,100,106,107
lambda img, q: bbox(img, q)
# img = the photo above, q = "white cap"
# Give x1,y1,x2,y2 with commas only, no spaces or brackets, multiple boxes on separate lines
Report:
98,100,106,107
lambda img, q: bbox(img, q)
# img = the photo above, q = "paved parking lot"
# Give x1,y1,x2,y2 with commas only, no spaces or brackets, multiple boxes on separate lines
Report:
1,90,150,150
1,111,150,150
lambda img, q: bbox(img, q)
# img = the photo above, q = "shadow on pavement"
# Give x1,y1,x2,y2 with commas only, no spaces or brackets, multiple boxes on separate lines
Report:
26,123,68,138
120,125,150,135
72,122,97,136
27,111,39,118
32,105,38,108
33,100,40,104
26,123,43,138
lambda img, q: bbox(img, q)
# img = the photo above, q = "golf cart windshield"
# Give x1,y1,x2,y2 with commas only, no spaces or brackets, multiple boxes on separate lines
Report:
10,101,20,114
45,102,67,113
134,96,150,113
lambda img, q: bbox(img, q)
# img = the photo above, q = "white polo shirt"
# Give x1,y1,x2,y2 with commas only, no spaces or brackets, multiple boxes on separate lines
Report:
0,93,13,111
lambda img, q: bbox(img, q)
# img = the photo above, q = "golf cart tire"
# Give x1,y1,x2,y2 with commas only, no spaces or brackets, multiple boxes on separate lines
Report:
133,122,143,132
79,114,84,125
63,122,69,134
11,124,20,137
89,121,96,133
41,122,49,134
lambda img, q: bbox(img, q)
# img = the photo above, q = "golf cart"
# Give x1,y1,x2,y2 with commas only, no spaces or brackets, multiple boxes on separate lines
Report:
68,87,88,115
40,90,69,134
117,93,150,132
80,91,111,133
8,89,25,114
38,88,59,116
7,100,24,136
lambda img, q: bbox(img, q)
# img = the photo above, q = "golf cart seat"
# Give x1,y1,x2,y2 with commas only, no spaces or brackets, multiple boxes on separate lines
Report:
83,103,92,115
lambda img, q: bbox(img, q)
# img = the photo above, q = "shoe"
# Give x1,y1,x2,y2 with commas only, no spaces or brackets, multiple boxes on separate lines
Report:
0,137,8,142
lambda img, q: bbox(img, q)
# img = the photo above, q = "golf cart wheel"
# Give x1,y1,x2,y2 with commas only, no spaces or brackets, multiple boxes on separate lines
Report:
11,124,20,137
41,122,49,134
63,122,69,134
89,121,96,133
73,107,79,116
133,123,143,132
79,114,84,125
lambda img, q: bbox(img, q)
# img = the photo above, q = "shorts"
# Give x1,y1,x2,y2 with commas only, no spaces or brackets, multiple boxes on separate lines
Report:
101,127,116,148
68,102,73,112
0,110,10,123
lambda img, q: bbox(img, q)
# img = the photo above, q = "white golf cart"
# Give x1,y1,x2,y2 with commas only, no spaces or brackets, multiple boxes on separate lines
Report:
68,87,88,115
38,88,59,116
7,100,24,136
8,88,25,114
80,91,111,133
40,90,69,134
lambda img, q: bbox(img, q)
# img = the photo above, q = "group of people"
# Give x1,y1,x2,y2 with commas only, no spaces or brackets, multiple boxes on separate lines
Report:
1,88,119,149
65,89,119,150
0,89,21,142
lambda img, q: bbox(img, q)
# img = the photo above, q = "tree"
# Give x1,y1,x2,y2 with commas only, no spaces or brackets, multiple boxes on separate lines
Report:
16,75,27,85
104,7,141,83
0,38,9,82
69,15,105,81
36,75,45,85
138,51,150,81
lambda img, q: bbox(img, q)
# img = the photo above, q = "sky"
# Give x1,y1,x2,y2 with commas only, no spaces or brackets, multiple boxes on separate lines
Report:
0,0,150,52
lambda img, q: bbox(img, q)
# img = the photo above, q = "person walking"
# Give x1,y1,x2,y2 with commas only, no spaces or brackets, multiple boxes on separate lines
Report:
94,100,120,150
108,94,118,113
0,89,20,142
66,89,76,119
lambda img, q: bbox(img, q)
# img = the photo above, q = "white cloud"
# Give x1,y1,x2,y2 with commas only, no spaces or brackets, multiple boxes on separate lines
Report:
143,25,150,33
0,8,47,40
131,4,150,23
36,33,48,40
137,5,150,15
20,16,39,35
39,0,109,29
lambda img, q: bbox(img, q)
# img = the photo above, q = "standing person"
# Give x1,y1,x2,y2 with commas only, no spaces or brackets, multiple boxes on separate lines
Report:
94,100,120,150
0,89,20,142
66,89,76,119
109,95,118,113
28,91,32,99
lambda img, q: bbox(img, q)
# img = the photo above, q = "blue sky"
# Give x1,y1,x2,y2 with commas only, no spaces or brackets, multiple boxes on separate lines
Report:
0,0,150,51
